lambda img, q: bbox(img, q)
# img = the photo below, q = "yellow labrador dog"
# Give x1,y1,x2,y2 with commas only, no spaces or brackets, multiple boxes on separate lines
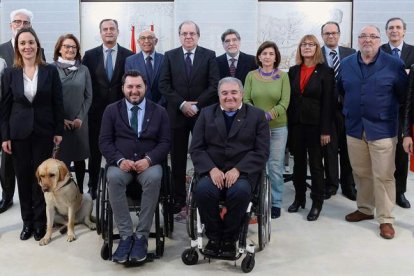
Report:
36,158,96,246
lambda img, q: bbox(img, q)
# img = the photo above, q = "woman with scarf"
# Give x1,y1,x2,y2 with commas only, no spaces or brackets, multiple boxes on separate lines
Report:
53,34,92,193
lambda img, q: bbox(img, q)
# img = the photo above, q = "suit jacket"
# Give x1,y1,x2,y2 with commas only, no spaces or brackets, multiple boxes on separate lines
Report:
380,42,414,69
0,40,46,68
82,44,133,122
322,46,356,65
125,51,164,104
99,99,170,166
337,49,408,141
158,46,219,128
215,52,257,85
0,64,64,141
189,103,269,188
288,63,335,135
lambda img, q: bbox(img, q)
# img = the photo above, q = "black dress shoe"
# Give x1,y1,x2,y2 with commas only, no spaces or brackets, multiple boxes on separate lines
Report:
324,186,337,199
288,200,306,213
271,207,280,219
34,228,46,241
0,198,13,214
20,226,33,240
220,241,236,258
396,193,411,208
203,239,220,256
307,202,322,221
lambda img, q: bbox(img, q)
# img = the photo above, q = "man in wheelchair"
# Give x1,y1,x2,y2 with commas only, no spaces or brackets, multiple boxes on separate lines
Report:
190,77,269,258
99,70,170,263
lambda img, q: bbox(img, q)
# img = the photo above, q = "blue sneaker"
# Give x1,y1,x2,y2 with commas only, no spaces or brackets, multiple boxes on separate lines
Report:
112,236,133,263
129,235,148,262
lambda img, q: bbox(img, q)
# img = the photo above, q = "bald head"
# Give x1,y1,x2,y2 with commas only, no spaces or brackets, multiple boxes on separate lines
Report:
138,30,158,55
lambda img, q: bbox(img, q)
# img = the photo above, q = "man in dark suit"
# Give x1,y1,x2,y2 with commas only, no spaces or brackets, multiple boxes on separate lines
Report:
99,71,170,263
159,20,219,213
0,8,44,213
82,19,133,199
380,17,414,208
190,77,269,257
320,21,357,201
125,30,164,105
216,29,257,85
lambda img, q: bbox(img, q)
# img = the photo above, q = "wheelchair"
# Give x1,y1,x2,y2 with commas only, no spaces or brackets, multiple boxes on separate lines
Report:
181,171,271,273
95,161,174,262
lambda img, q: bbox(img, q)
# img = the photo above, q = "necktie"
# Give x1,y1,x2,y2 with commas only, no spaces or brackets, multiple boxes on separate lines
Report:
185,52,192,78
229,58,236,77
130,105,140,134
329,50,340,80
392,48,400,58
106,49,113,80
145,56,154,83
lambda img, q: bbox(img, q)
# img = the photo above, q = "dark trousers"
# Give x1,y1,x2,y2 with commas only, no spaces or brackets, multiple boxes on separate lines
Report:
290,124,325,203
171,122,194,203
0,151,15,201
193,175,252,242
323,121,339,189
395,122,408,194
12,135,52,228
88,116,102,192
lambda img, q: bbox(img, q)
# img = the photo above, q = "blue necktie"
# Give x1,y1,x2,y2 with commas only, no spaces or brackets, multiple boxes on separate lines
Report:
185,52,192,78
392,48,400,58
106,49,113,80
130,105,140,134
145,56,154,83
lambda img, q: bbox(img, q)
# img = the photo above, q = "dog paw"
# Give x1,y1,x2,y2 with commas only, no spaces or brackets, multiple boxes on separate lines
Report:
67,234,76,242
88,223,96,231
39,237,51,246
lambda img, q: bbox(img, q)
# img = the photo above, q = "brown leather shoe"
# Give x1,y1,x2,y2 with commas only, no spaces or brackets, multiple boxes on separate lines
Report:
345,210,374,222
380,223,395,239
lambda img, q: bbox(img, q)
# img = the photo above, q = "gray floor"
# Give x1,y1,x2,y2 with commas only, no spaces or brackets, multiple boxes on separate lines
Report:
1,168,414,276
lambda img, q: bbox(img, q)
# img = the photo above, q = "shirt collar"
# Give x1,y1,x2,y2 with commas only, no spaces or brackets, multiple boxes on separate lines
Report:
182,46,196,55
226,52,240,61
103,43,118,53
125,97,146,111
389,42,403,52
357,49,380,65
142,51,155,60
220,103,243,112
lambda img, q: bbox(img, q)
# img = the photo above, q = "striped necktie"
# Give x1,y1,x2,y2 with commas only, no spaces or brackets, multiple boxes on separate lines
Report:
330,50,340,80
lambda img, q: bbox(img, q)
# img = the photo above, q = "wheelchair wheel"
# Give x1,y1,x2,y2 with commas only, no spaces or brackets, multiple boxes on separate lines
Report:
186,177,198,240
241,253,255,273
258,175,271,251
181,248,199,265
156,240,165,257
96,167,105,235
101,242,110,260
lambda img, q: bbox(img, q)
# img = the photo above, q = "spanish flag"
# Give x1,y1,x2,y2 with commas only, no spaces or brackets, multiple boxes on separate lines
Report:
130,25,136,53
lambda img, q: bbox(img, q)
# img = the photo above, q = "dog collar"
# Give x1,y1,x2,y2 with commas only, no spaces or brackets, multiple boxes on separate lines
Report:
55,176,76,192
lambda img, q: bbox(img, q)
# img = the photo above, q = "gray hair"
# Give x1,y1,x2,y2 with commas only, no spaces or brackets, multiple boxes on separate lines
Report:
178,20,200,36
385,17,407,30
221,29,241,42
10,9,33,22
360,25,381,35
218,77,244,94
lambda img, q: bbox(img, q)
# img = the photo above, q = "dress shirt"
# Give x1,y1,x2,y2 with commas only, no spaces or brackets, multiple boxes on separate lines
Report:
23,66,39,103
182,47,196,64
125,98,146,138
389,42,403,58
103,44,118,70
226,53,240,68
142,51,155,67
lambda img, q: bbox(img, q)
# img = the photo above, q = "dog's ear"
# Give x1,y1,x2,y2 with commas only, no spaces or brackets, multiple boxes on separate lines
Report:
57,160,69,181
35,166,42,184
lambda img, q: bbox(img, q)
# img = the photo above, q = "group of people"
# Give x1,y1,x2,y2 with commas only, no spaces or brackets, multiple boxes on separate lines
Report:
0,7,413,264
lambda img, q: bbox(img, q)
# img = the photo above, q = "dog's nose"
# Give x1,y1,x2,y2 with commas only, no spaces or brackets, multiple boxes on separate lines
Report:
42,188,49,192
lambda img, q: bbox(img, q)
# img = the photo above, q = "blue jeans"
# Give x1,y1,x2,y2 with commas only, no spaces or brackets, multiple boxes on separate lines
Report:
267,126,288,208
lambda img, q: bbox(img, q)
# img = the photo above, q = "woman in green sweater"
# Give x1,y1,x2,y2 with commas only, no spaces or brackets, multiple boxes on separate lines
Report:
244,41,290,219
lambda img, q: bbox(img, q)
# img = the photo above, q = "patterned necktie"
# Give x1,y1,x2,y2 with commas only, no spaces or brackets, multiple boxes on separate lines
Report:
130,105,140,134
392,48,400,58
106,48,113,80
145,56,154,84
229,58,236,77
329,50,340,80
185,52,192,78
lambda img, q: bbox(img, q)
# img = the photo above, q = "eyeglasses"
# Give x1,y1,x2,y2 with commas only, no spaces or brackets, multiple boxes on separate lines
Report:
300,42,317,47
180,32,197,37
12,20,31,27
62,44,77,50
139,36,155,41
323,32,340,37
358,35,381,40
224,38,239,45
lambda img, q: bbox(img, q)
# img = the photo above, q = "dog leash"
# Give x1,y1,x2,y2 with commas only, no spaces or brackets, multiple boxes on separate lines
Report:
52,143,60,159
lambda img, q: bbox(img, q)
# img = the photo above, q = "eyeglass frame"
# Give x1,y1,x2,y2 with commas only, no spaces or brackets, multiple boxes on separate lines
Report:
12,20,31,27
138,36,156,41
62,44,77,50
322,32,340,37
300,42,317,48
358,35,381,40
180,32,198,37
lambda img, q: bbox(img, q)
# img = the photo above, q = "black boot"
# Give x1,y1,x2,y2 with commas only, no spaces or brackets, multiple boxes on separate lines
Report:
307,201,322,221
288,199,306,213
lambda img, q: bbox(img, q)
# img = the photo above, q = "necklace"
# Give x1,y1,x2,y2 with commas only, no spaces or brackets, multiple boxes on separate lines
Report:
259,68,275,77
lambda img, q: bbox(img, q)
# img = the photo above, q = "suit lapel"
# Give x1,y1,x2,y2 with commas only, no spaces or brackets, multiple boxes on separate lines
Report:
119,100,131,129
191,47,204,81
214,106,227,141
112,45,123,83
96,46,107,83
401,43,410,62
228,105,246,139
15,68,31,105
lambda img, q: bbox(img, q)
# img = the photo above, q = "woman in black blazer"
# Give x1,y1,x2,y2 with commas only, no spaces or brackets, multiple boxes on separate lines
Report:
287,34,334,221
0,28,63,241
